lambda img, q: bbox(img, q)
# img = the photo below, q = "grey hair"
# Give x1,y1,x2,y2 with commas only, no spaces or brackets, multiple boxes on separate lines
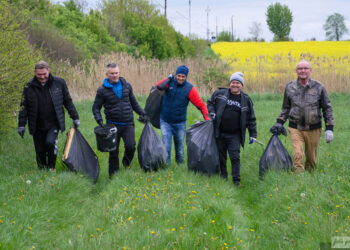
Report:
35,61,49,70
296,60,311,69
106,63,119,73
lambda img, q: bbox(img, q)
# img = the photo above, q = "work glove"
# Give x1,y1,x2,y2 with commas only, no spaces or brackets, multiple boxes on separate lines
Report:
270,123,287,136
138,115,150,124
249,137,256,144
97,120,104,127
209,113,216,121
325,130,333,143
73,119,80,129
18,126,25,138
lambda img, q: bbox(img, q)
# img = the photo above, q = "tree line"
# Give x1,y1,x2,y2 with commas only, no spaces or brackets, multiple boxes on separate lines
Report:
217,2,348,42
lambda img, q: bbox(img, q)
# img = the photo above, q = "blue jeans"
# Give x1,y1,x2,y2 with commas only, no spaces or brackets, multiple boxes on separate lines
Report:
160,118,186,165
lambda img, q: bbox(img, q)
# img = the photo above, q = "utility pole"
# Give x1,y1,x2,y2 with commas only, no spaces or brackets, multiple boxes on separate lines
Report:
231,15,234,41
205,6,210,41
164,0,167,18
189,0,191,36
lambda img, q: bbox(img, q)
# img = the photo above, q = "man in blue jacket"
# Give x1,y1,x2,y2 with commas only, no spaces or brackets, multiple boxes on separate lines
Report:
92,63,148,178
156,65,209,165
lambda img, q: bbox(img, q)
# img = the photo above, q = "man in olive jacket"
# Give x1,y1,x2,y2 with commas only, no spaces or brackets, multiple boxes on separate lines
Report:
207,72,257,186
18,61,80,171
270,60,334,172
92,63,148,178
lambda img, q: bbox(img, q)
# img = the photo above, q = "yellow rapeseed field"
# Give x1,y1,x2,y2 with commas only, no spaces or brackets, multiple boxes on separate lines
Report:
211,41,350,93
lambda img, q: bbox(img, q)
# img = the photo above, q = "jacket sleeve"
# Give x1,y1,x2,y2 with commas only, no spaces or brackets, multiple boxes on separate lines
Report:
277,86,290,124
18,85,28,127
188,87,209,120
247,97,257,138
129,84,146,116
320,86,334,131
92,88,104,122
62,79,79,120
156,77,170,90
207,91,217,114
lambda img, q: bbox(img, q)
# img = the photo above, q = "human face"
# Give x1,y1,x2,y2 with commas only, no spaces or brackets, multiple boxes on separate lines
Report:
229,80,242,95
106,67,120,83
34,68,49,84
175,73,186,84
296,61,312,81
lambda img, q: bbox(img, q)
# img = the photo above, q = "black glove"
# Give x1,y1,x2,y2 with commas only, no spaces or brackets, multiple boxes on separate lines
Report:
18,126,25,138
270,123,287,136
97,120,104,127
73,119,80,129
138,115,149,124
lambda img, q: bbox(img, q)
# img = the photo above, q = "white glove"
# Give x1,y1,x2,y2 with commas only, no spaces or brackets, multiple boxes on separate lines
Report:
325,130,333,143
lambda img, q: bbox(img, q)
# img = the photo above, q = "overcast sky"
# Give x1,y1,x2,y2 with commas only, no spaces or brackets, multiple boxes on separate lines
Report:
149,0,350,41
78,0,350,41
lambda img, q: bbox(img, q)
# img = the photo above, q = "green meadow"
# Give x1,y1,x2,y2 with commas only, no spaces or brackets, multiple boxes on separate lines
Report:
1,93,349,249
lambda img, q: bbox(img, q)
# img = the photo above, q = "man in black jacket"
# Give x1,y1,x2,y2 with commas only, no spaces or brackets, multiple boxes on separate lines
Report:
18,61,80,172
92,63,148,178
207,72,257,186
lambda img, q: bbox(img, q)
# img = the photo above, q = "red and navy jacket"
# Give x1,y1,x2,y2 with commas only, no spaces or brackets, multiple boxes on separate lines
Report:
156,77,209,123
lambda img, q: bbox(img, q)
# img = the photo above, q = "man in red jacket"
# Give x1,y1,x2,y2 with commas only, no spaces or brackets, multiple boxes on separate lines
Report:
156,65,209,165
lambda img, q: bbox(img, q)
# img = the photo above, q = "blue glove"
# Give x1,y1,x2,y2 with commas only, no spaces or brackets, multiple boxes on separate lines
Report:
209,113,216,121
249,137,256,144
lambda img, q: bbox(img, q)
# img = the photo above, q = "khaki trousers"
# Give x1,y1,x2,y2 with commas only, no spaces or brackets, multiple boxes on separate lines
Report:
288,127,322,172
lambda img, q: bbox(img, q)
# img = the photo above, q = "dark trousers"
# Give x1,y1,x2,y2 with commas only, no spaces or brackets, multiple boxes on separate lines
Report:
33,127,59,169
109,124,136,177
216,132,241,184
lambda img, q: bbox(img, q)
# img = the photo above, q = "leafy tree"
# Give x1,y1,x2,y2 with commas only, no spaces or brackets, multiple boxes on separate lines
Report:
266,2,293,41
217,31,232,42
249,21,262,41
0,0,42,133
323,13,348,41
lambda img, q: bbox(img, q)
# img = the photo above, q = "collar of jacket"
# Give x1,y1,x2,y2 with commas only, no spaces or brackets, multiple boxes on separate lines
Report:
174,79,188,87
31,73,54,88
102,78,122,88
297,78,314,88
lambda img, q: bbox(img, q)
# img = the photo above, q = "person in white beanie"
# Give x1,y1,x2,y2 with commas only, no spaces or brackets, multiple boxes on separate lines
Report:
207,72,257,186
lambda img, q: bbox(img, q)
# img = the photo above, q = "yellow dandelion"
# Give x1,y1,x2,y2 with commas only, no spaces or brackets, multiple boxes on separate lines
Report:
269,194,272,197
288,206,291,211
336,205,340,208
151,231,155,235
212,220,215,223
128,217,132,221
76,225,81,229
0,219,3,224
29,226,32,230
171,228,175,232
96,228,100,232
250,229,255,232
12,221,15,224
90,234,94,238
179,226,183,230
228,225,233,230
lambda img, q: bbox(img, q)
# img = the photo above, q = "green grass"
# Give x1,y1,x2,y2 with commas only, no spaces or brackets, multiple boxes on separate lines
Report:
1,93,349,249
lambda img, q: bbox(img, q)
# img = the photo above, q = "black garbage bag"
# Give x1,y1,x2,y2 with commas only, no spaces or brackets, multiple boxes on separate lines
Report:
62,128,100,183
186,120,219,175
137,122,168,171
259,135,292,177
144,85,164,129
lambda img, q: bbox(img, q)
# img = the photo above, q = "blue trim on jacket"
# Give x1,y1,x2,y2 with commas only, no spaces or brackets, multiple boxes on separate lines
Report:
103,78,122,99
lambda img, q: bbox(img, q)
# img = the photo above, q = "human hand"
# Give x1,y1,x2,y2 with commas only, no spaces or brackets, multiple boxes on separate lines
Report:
270,123,287,136
73,119,80,129
168,74,174,80
18,127,25,138
97,120,104,127
325,130,333,143
209,113,216,121
138,115,150,124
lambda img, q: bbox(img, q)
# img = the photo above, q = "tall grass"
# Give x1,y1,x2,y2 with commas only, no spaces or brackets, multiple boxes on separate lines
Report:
53,52,227,101
1,93,349,249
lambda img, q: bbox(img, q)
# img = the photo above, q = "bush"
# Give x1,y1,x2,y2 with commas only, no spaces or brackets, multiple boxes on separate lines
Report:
0,0,42,134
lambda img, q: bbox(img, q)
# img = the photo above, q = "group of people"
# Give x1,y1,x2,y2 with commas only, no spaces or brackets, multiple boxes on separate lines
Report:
18,60,334,185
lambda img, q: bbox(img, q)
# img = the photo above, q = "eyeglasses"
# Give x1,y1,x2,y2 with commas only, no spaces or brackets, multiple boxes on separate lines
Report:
296,67,310,71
